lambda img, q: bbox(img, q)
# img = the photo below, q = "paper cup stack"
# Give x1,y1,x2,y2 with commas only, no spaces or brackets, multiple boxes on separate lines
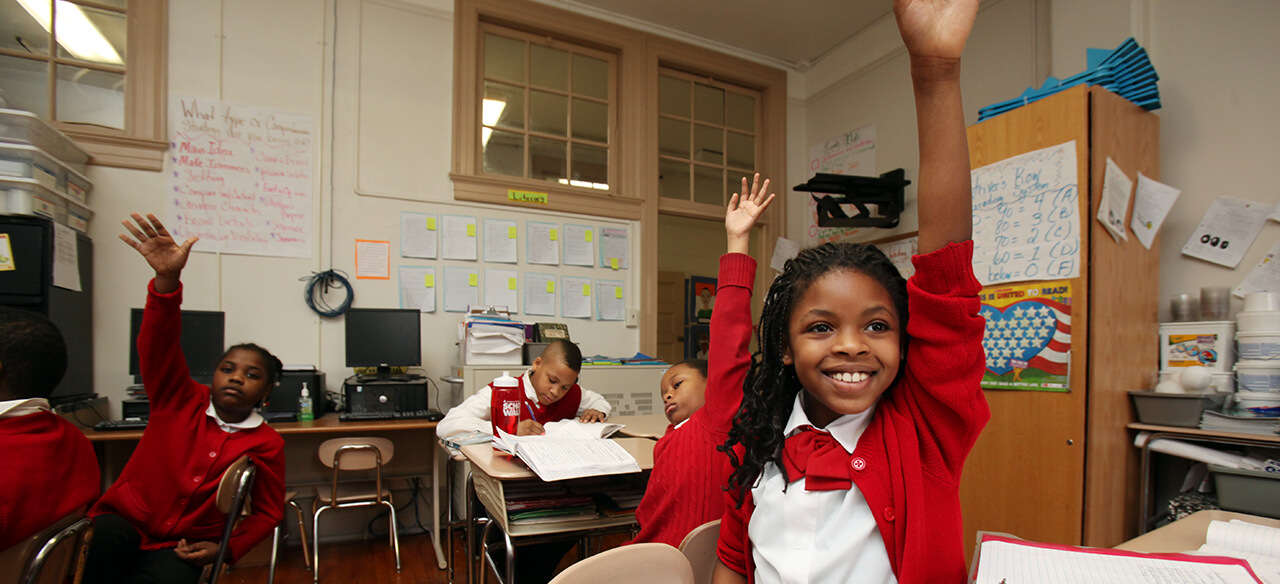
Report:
1235,292,1280,414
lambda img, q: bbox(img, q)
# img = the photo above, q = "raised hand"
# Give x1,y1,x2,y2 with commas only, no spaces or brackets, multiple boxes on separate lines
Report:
894,0,979,63
725,173,776,255
119,213,198,293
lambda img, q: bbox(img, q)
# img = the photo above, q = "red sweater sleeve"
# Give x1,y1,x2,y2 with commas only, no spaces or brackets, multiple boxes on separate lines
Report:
901,240,989,481
716,449,750,577
139,280,200,410
702,253,757,434
227,435,286,563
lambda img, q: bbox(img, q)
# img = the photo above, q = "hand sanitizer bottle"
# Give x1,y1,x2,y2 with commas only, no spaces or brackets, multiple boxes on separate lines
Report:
298,382,314,422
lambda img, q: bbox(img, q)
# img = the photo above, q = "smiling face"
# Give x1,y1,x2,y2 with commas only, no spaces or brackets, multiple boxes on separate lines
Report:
783,269,902,428
660,363,707,425
210,348,274,422
529,356,579,406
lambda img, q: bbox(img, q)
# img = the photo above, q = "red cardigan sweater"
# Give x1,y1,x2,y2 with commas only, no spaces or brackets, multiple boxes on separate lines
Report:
0,411,100,550
631,253,755,547
717,241,989,584
490,375,582,425
90,281,285,563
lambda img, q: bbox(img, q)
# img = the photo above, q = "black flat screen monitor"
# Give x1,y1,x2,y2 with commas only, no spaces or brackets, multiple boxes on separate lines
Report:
129,308,225,385
344,308,421,381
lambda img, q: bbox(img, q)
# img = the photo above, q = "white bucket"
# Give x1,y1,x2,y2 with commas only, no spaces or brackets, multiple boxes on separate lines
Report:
1236,360,1280,393
1159,321,1236,372
1238,311,1280,333
1243,292,1280,313
1238,331,1280,361
1234,390,1280,412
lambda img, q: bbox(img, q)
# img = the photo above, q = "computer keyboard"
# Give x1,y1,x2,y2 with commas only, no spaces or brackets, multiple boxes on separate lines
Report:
339,409,440,422
261,411,298,423
94,418,149,431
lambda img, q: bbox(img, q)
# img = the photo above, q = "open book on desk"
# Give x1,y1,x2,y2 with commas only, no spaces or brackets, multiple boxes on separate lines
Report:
493,426,640,482
540,419,625,439
971,533,1265,583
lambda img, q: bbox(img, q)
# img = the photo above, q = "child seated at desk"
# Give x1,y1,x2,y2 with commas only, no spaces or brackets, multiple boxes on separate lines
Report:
0,307,100,552
438,339,611,438
84,213,286,584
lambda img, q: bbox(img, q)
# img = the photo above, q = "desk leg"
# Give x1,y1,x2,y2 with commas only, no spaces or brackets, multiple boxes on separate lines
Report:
1140,437,1154,535
467,472,476,584
432,444,448,570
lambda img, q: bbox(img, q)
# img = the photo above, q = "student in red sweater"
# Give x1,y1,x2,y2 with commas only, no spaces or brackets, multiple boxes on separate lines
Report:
630,174,773,548
84,213,286,584
713,1,987,583
0,306,100,552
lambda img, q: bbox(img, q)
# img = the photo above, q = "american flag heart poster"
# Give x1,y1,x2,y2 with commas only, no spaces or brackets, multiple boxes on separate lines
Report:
978,280,1073,392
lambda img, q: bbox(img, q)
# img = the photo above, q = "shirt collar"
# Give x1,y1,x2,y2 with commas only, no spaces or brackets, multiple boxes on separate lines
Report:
206,399,264,433
782,393,877,454
522,369,538,402
0,397,50,419
673,417,690,430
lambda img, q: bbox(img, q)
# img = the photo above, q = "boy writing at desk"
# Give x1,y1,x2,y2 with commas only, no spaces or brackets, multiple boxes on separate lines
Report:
438,339,610,437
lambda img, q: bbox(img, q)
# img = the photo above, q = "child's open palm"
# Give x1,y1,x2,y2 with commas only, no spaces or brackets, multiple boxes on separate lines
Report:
119,213,198,277
894,0,979,61
726,173,775,241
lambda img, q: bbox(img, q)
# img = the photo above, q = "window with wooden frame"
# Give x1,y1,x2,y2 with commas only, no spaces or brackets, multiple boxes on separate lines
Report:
0,0,168,170
657,68,761,209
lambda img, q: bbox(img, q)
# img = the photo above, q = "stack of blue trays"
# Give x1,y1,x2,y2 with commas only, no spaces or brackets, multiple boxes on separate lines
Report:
978,37,1160,121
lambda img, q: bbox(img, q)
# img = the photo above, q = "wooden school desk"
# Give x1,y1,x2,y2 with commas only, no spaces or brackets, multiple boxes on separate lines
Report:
84,413,450,570
461,437,656,584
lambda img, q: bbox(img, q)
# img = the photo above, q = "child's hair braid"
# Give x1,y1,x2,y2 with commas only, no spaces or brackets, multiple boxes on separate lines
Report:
721,242,908,502
219,343,284,385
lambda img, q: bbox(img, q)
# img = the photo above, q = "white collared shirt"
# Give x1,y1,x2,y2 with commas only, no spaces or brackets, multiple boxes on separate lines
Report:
0,397,50,419
749,394,894,584
206,400,264,433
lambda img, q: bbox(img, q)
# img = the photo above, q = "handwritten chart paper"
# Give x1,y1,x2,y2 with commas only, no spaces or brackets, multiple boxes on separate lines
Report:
806,124,876,245
355,239,389,279
167,96,312,258
971,141,1082,286
526,222,560,265
872,236,917,279
599,227,629,270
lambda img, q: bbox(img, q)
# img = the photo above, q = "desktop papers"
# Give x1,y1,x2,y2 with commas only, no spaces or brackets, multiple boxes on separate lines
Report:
493,427,640,482
1182,197,1270,268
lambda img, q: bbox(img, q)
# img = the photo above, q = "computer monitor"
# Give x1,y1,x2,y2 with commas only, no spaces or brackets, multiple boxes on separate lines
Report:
129,308,226,385
344,308,421,381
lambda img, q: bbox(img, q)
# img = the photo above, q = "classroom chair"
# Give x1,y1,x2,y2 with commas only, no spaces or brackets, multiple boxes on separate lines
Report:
678,520,720,584
546,543,695,584
312,437,401,583
205,455,257,584
267,490,312,584
0,510,94,584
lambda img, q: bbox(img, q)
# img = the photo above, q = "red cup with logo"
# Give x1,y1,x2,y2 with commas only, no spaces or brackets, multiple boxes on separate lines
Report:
490,371,521,436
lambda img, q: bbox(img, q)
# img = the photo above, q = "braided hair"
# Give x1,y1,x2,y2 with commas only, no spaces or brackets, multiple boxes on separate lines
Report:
219,343,284,385
721,242,908,503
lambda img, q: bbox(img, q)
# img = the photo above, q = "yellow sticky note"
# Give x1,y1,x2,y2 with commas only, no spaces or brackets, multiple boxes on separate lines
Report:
546,280,555,293
508,226,517,239
466,224,476,237
424,274,434,287
468,273,478,286
549,229,558,241
610,257,619,270
583,284,591,296
426,217,436,230
508,277,517,290
585,230,593,242
614,287,623,299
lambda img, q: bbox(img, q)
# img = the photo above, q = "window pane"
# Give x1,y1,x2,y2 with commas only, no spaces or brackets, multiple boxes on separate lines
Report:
571,98,607,143
658,76,689,117
483,81,524,131
56,2,126,65
572,143,607,187
529,90,567,136
572,54,607,99
726,92,755,132
3,0,52,55
530,137,566,183
658,118,689,158
483,129,524,177
0,55,49,118
530,44,567,91
56,63,123,128
484,34,524,83
658,158,690,200
693,165,723,206
693,125,723,165
726,132,754,169
693,84,724,125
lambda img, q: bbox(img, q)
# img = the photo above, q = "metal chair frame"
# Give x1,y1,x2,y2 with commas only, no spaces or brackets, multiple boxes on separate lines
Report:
312,441,401,583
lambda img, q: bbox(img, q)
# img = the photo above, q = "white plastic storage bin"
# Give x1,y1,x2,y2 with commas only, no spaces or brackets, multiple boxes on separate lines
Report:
0,108,90,173
0,181,92,234
1236,360,1280,393
0,143,92,204
1238,331,1280,361
1159,321,1236,372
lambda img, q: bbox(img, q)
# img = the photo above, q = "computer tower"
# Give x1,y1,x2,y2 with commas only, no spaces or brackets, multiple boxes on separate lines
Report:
265,370,328,415
344,378,428,414
0,215,93,405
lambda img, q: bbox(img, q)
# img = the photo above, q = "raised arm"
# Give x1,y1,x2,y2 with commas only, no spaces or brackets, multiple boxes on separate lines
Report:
120,213,198,294
896,0,978,253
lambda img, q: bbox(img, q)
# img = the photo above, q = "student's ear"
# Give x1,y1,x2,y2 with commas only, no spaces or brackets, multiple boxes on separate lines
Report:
781,344,793,366
530,356,542,372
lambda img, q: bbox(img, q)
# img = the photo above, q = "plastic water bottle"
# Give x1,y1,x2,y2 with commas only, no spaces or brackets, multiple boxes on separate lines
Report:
490,371,521,436
298,382,314,422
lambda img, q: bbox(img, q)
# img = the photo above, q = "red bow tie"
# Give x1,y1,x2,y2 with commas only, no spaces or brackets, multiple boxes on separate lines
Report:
782,426,853,491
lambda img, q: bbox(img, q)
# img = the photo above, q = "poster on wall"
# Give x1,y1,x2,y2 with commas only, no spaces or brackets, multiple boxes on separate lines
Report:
979,280,1073,392
166,95,314,258
805,124,876,246
686,276,717,324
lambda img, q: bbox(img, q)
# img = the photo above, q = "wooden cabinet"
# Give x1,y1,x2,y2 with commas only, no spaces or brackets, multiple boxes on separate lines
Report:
959,85,1161,552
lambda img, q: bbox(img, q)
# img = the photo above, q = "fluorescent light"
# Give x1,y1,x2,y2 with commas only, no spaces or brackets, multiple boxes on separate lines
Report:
481,98,506,147
17,0,123,65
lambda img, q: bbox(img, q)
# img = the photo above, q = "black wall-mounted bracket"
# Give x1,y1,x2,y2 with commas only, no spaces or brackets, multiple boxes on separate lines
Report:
794,169,910,229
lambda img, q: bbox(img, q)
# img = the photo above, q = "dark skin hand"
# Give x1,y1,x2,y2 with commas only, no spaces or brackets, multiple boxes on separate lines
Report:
174,539,218,566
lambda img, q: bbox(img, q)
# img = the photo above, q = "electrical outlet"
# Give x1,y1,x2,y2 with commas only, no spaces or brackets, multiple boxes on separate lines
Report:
625,309,639,328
